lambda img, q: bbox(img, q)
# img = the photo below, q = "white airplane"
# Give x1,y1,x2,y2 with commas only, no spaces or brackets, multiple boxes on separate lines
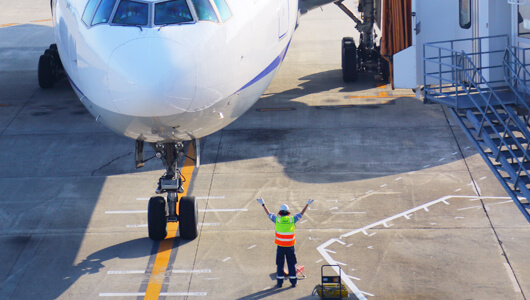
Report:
39,0,387,240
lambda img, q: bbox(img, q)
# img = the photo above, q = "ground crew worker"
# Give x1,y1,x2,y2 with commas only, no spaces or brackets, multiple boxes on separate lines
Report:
256,197,314,288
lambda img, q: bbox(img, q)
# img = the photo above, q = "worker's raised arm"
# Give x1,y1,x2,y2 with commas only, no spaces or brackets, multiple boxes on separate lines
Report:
300,199,314,216
257,197,270,215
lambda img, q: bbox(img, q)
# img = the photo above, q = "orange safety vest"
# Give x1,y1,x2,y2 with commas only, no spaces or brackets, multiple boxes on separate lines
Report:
275,215,295,247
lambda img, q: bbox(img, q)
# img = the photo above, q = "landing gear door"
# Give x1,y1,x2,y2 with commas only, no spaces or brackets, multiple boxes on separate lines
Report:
278,0,289,39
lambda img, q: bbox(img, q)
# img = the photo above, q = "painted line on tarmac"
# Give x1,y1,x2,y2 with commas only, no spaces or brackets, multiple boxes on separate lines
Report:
126,223,219,228
107,209,245,214
100,292,207,297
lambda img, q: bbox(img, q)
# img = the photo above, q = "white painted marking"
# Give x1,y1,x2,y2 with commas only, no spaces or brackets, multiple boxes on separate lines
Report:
336,261,347,266
438,158,445,162
486,200,513,207
395,177,402,181
367,246,373,249
423,164,431,168
455,217,465,219
126,224,148,228
99,293,145,297
454,188,462,192
325,249,337,254
105,210,147,214
368,232,376,237
327,200,339,202
200,209,247,212
442,200,450,205
404,214,412,219
469,198,480,201
107,270,145,274
136,197,150,201
430,223,437,225
465,146,471,150
348,275,361,280
365,190,374,194
99,292,207,297
204,278,219,280
196,196,226,199
452,152,458,155
300,220,308,224
383,222,393,228
222,257,231,262
200,223,220,226
332,212,366,214
173,269,211,274
330,207,339,210
362,291,375,297
248,245,257,250
479,176,487,180
315,259,323,263
346,244,353,247
380,184,387,188
408,171,416,175
504,263,522,293
457,206,482,211
423,207,429,212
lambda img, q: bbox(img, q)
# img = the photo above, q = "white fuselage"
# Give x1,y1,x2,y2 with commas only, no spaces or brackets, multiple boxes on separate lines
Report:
53,0,298,142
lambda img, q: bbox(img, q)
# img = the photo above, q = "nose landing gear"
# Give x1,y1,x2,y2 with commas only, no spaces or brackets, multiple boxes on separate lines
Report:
142,142,199,241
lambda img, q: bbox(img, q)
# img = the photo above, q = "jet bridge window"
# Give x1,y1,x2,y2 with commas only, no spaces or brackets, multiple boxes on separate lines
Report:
459,0,471,29
213,0,231,22
113,0,149,25
190,0,219,22
92,0,117,25
155,0,193,25
519,5,530,38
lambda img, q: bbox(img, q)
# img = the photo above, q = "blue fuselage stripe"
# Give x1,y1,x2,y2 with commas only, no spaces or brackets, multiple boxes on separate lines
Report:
237,40,291,92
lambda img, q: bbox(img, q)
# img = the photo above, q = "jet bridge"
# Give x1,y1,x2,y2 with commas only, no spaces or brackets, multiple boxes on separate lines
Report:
423,35,530,222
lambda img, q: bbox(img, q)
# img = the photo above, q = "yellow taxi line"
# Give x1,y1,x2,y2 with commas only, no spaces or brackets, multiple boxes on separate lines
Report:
144,143,196,300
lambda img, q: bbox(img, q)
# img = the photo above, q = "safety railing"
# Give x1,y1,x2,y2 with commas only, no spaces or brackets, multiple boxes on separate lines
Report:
504,45,530,110
423,35,509,108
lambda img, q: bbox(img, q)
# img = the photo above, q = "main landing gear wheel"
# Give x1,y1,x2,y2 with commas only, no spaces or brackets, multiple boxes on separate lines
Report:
342,37,358,82
179,196,199,239
148,196,168,241
38,44,64,89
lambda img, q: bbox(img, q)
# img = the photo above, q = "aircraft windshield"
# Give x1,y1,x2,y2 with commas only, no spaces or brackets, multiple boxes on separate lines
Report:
190,0,218,22
113,0,149,25
212,0,231,22
92,0,117,25
155,0,193,25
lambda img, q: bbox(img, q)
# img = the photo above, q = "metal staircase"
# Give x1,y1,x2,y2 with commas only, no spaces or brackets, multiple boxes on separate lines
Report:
423,35,530,222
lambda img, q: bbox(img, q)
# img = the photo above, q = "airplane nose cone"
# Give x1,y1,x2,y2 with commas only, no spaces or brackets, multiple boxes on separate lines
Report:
107,38,196,117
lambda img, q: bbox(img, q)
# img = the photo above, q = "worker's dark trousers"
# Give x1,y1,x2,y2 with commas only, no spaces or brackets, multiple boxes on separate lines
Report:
276,245,297,286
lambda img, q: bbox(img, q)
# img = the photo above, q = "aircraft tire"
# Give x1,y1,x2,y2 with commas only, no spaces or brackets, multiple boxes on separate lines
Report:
148,196,167,241
38,54,54,89
179,196,199,240
342,37,358,82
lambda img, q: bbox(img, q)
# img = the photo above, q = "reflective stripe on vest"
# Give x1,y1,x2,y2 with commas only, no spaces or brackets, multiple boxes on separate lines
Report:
275,215,295,246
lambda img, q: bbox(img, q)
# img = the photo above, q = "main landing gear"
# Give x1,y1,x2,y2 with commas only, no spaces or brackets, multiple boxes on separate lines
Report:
38,43,64,89
136,141,199,241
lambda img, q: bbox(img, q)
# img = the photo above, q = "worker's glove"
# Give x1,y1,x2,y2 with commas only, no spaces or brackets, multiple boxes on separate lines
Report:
257,197,265,205
307,199,314,205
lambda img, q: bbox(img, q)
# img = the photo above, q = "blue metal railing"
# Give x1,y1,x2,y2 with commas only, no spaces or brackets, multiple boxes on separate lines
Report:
504,46,530,110
423,35,509,108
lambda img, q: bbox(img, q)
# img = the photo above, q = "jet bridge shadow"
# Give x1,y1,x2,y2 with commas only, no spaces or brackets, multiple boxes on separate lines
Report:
198,68,477,184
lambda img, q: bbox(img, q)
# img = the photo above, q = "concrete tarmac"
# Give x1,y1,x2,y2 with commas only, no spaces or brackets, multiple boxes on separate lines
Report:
1,1,530,299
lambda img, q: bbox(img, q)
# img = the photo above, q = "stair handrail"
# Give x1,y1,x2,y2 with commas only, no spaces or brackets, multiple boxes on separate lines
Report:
504,45,530,111
458,50,530,181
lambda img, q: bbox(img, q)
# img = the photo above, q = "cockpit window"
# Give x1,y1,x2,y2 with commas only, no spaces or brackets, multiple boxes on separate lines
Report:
82,0,100,25
212,0,231,22
112,0,149,25
155,0,193,25
92,0,117,25
190,0,219,22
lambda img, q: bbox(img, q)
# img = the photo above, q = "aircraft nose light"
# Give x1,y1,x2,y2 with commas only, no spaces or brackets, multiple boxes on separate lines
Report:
107,38,197,117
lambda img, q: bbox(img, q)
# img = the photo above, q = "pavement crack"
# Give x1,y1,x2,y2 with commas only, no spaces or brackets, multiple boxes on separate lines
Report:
91,151,133,176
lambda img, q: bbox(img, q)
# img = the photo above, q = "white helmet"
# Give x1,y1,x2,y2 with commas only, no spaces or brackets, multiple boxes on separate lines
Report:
280,204,289,212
